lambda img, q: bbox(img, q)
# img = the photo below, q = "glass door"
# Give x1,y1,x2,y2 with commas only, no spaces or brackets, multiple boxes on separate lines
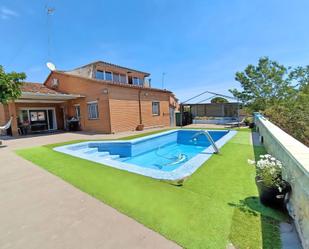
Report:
29,110,48,132
47,109,55,130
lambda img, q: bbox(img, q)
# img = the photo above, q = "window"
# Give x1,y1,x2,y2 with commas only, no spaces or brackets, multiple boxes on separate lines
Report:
19,110,29,123
132,77,140,85
105,71,112,81
152,101,160,115
113,73,120,82
74,105,81,119
120,74,126,83
95,70,104,80
87,102,99,119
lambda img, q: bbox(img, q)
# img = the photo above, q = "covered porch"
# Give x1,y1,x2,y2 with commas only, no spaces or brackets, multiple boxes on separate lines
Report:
8,91,83,136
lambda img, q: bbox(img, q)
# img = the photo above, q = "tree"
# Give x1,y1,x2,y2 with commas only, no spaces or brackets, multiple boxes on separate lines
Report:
229,57,294,112
0,65,26,104
229,57,309,146
211,97,228,103
265,81,309,146
0,66,25,144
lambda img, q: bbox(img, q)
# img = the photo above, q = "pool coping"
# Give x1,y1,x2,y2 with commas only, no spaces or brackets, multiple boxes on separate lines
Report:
54,129,237,180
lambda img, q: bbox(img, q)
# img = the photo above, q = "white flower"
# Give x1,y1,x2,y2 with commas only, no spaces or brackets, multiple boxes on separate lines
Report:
270,168,276,175
270,157,276,161
260,155,265,159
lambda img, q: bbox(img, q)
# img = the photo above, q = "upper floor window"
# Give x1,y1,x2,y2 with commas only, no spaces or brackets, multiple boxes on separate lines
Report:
132,77,144,86
95,70,135,85
113,73,120,82
95,70,104,80
105,71,112,81
87,102,99,119
133,77,140,85
120,74,126,83
152,101,160,115
111,73,127,83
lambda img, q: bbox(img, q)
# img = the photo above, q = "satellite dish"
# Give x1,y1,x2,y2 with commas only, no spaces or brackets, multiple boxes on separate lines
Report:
46,62,56,71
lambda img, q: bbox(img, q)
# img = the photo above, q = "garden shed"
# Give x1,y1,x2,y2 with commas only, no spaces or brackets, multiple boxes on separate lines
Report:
178,91,242,126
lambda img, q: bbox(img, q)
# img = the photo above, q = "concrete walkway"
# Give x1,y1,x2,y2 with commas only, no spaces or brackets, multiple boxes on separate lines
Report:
0,129,181,249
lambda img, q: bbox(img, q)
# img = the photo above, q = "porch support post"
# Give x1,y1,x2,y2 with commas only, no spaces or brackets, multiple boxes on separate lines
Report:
8,101,18,136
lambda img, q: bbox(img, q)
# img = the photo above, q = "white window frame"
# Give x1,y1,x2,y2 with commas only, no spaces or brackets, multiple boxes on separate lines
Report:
132,77,140,85
152,101,160,116
113,73,120,82
120,74,127,83
104,71,113,81
74,104,81,119
95,70,105,80
87,101,99,120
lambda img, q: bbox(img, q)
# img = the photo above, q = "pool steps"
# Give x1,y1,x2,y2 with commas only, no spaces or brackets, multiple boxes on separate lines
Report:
80,147,121,160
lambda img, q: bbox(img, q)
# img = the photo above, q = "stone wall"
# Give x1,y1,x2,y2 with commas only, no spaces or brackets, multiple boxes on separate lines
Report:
255,114,309,248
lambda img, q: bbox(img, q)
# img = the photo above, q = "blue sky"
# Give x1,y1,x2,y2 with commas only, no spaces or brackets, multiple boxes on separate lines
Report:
1,0,309,101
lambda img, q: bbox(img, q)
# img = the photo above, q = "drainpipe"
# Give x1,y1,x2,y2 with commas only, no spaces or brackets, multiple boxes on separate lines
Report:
138,90,143,125
180,103,183,128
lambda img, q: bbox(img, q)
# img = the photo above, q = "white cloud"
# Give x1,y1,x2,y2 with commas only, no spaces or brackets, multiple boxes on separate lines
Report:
0,6,19,20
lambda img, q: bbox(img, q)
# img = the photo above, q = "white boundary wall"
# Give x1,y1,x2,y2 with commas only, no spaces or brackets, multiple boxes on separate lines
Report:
255,114,309,248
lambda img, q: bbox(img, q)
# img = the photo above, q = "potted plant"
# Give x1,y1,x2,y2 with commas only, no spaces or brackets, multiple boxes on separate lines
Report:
244,117,251,126
136,124,144,131
244,116,254,128
248,154,291,210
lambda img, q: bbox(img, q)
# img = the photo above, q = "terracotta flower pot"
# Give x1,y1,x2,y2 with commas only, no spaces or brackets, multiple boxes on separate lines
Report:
136,124,144,131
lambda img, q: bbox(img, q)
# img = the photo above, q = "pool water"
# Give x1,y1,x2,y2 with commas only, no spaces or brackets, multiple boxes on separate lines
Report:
54,129,237,180
118,142,207,171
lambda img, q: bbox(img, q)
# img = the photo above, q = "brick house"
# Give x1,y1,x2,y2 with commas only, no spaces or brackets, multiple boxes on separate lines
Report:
0,61,178,136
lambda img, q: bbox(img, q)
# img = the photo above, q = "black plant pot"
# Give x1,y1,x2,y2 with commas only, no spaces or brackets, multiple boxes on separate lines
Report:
256,177,291,211
249,122,255,129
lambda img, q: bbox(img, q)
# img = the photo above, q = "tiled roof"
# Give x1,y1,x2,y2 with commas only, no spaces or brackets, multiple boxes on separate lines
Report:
21,82,61,94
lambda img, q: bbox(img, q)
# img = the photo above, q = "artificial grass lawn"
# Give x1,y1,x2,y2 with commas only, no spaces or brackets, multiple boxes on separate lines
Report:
16,129,286,249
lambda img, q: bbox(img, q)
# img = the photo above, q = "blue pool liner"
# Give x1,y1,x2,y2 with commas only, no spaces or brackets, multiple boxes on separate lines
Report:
54,129,237,180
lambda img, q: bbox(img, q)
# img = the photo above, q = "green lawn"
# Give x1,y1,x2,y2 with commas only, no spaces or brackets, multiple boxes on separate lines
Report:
16,129,286,249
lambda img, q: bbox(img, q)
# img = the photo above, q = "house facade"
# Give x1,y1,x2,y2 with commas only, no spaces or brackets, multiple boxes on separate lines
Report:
0,61,178,136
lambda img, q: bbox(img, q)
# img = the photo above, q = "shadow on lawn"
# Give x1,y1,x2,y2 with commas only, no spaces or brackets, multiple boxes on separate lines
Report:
228,130,287,249
228,196,285,249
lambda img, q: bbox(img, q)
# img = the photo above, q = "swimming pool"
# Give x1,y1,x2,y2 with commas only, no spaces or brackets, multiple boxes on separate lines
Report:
54,129,237,180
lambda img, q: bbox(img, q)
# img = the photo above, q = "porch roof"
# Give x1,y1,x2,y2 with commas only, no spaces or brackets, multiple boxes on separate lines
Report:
18,92,84,101
16,82,84,103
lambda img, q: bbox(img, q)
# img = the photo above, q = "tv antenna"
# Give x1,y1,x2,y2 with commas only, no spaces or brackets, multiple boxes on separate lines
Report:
46,3,56,68
161,72,166,89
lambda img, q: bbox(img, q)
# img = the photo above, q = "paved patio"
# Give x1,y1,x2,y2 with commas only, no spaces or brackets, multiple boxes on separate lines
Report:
0,129,180,249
